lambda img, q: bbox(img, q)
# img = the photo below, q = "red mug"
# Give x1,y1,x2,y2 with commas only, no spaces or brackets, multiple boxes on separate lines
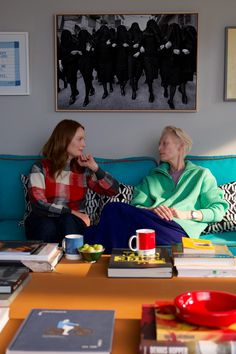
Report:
128,229,156,256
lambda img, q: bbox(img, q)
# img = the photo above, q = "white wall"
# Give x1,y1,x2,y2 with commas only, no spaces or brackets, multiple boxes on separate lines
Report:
1,0,236,158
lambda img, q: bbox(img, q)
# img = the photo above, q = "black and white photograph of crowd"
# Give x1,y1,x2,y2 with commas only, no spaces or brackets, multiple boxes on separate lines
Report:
56,13,198,111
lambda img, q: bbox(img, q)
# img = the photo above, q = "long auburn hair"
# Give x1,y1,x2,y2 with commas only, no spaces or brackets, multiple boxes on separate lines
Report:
42,119,84,177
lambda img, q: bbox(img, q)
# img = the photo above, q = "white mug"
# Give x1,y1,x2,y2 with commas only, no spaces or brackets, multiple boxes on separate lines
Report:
128,229,156,256
62,234,84,260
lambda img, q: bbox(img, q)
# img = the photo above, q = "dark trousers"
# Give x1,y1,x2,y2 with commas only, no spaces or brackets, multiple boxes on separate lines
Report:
25,212,86,245
84,202,188,253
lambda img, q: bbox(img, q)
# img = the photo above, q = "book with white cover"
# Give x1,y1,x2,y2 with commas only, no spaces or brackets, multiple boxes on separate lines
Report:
176,264,236,277
0,243,59,262
0,307,9,332
6,308,115,354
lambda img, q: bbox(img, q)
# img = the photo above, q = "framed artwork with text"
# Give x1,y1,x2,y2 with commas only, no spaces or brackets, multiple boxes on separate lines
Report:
55,13,198,112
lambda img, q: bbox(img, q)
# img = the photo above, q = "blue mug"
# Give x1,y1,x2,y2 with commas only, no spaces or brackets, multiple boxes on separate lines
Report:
62,234,84,260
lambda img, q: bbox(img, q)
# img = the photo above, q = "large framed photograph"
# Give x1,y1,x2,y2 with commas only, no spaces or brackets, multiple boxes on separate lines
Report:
224,27,236,101
0,32,29,95
55,13,198,112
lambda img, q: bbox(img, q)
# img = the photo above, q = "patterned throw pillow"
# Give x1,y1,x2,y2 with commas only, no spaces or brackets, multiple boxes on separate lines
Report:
203,181,236,234
85,183,134,225
85,189,102,225
19,174,32,227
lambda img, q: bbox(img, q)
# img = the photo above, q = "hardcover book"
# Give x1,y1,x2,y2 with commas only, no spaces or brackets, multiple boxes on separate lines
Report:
6,308,115,354
0,275,31,306
139,304,191,354
182,237,215,254
173,244,234,266
108,248,173,278
155,300,236,342
0,240,43,256
0,266,29,293
0,243,59,262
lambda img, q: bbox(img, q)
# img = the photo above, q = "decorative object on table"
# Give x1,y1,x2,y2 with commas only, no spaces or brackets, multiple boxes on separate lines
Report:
0,266,29,293
55,13,198,112
108,247,173,278
0,32,29,95
174,290,236,328
6,308,115,354
224,27,236,101
78,244,104,263
0,275,31,306
182,236,215,254
62,234,84,260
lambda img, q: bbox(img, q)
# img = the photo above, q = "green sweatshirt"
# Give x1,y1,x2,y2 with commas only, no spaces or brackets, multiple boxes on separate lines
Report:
131,161,228,238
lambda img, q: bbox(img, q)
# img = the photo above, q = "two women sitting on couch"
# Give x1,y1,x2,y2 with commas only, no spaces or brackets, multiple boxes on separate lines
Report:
25,120,228,251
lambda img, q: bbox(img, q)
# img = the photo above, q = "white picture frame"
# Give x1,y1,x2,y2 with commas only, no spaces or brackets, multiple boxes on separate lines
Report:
0,32,29,95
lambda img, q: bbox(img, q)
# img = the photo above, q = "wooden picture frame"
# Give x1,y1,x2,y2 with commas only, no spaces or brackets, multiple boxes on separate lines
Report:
55,13,198,112
0,32,29,95
224,27,236,101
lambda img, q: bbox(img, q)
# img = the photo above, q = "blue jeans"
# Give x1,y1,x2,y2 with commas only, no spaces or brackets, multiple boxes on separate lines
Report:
25,212,86,245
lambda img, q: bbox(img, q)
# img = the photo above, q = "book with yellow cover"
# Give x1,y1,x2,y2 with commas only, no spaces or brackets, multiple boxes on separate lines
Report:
155,300,236,342
182,237,215,254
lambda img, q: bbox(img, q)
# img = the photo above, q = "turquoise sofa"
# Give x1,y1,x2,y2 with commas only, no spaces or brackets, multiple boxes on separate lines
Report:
1,154,236,248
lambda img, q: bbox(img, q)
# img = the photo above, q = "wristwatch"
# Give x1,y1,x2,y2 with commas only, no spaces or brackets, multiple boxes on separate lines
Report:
191,211,198,220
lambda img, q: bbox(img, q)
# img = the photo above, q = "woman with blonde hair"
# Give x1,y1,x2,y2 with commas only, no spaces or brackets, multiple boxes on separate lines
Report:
25,119,119,244
84,126,228,253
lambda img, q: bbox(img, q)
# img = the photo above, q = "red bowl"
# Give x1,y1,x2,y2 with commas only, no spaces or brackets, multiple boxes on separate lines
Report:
174,290,236,327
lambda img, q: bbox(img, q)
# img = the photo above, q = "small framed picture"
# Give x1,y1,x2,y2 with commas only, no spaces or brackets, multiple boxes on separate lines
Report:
55,13,198,112
0,32,30,95
224,26,236,101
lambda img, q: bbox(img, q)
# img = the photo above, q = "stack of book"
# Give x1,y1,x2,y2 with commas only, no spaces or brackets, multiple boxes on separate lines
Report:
173,237,236,277
0,240,63,272
139,301,236,354
0,265,31,332
107,248,173,278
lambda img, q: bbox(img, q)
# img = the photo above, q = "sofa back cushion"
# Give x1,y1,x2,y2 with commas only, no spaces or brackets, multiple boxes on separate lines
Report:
187,155,236,185
0,155,157,221
0,155,42,220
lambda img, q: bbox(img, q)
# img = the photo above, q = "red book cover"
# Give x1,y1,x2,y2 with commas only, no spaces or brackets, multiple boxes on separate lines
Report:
155,300,236,342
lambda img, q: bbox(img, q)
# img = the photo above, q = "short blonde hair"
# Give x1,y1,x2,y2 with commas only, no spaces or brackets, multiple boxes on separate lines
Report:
161,126,192,155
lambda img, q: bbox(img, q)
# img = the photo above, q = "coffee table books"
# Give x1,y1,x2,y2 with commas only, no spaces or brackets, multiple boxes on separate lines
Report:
0,240,43,256
0,275,31,306
0,266,29,293
6,309,115,354
108,248,173,278
139,303,236,354
0,242,59,262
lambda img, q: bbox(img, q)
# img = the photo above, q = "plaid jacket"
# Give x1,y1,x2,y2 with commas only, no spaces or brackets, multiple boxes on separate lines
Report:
28,159,119,217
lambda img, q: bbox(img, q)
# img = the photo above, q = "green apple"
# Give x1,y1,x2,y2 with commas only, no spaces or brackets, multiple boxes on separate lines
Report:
94,244,103,251
87,246,95,252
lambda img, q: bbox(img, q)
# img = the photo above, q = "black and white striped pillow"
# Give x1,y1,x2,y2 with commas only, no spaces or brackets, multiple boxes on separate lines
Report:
85,183,134,225
19,174,32,227
203,181,236,234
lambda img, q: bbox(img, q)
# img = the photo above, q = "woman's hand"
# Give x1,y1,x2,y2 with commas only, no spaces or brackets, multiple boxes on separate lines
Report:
71,210,91,226
152,206,190,221
77,154,98,172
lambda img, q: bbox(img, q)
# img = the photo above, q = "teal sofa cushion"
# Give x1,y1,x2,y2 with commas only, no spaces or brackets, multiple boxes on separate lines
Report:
0,155,42,220
187,155,236,185
0,220,26,240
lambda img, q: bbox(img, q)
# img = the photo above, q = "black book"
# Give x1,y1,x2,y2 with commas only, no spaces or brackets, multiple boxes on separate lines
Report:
0,266,29,293
108,247,173,278
0,240,43,256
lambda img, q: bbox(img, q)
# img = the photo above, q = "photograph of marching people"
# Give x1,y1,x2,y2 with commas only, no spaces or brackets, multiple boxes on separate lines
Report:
55,13,198,112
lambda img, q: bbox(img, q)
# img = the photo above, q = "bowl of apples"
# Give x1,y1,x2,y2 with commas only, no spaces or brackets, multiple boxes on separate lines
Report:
78,243,105,263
